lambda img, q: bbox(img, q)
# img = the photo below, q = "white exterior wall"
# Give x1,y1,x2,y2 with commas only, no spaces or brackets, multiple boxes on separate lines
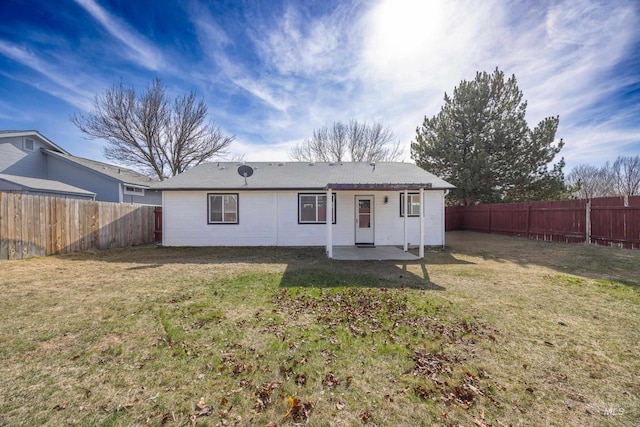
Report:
162,189,445,247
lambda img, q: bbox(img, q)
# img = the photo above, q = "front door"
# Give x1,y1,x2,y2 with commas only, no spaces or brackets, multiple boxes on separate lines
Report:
355,196,374,244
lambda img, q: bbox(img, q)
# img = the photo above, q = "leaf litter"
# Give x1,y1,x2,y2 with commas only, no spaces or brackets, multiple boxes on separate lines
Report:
273,287,504,421
158,286,502,424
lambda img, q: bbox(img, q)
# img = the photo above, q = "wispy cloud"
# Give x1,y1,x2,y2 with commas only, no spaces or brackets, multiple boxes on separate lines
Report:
351,0,640,164
252,4,359,79
187,7,294,113
187,2,231,52
512,0,639,124
562,124,640,166
0,41,95,110
72,0,164,70
1,0,637,169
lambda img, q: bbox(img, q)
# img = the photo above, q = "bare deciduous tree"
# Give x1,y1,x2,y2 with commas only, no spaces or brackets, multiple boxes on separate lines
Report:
612,155,640,196
290,120,403,162
71,78,234,180
566,155,640,199
566,164,615,199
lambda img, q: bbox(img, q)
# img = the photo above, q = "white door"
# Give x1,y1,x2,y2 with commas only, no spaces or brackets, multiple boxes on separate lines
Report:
355,196,374,244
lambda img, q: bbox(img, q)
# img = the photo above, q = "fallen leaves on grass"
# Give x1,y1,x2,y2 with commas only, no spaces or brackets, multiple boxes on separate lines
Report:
295,373,307,386
412,346,503,410
273,289,415,338
282,396,313,424
254,381,282,412
189,397,214,426
322,372,341,388
193,396,212,416
273,289,497,346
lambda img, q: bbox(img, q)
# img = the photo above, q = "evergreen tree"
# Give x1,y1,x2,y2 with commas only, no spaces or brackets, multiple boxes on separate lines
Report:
411,68,567,205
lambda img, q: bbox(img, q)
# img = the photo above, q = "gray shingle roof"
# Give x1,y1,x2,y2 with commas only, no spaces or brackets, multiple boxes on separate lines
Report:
0,130,69,154
43,150,158,187
153,162,455,190
0,173,96,196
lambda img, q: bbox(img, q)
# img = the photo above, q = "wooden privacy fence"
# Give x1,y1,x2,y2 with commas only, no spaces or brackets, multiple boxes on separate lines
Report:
446,196,640,249
0,192,158,260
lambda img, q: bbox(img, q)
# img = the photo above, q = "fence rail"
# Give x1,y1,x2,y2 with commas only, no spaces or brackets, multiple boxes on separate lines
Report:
446,196,640,249
0,192,157,260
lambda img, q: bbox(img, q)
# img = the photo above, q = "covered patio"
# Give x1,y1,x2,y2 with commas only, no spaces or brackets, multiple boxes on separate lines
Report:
325,184,432,259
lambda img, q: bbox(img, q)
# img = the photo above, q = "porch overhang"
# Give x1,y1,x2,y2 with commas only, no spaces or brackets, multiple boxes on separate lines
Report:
325,183,433,191
325,184,430,260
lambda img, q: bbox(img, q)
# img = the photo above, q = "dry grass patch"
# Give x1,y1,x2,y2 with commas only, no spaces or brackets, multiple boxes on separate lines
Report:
0,234,638,426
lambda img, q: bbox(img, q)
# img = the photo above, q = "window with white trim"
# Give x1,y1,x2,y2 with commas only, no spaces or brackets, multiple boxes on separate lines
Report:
400,192,421,217
24,138,34,151
123,186,145,196
298,193,336,224
208,193,238,224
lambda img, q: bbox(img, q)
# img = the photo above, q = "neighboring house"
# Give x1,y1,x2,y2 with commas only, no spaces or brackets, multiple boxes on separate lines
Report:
154,161,455,258
0,174,95,200
0,130,161,204
43,150,161,204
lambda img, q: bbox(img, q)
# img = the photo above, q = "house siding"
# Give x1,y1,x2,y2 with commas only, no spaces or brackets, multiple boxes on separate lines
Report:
121,188,163,205
47,156,121,202
0,136,49,178
162,189,445,247
47,156,162,204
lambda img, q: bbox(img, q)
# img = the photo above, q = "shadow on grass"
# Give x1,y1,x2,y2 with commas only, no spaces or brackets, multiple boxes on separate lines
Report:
277,250,473,290
60,245,474,291
279,264,445,291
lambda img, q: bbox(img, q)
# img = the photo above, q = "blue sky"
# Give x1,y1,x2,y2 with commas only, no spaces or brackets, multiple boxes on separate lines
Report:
1,0,639,171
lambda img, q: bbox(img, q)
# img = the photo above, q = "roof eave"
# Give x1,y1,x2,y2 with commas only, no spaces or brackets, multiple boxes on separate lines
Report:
2,131,70,154
326,183,437,190
153,186,328,191
44,149,152,186
151,185,455,191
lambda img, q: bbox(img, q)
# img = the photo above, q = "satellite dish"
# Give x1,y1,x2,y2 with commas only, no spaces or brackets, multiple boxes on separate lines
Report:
237,164,254,185
238,164,253,178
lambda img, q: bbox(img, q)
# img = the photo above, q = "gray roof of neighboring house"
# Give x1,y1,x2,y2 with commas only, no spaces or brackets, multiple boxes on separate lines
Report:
43,150,158,187
153,162,455,191
0,130,69,154
0,173,96,197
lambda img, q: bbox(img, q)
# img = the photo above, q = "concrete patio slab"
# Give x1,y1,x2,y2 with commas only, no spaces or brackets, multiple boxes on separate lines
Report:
332,246,420,261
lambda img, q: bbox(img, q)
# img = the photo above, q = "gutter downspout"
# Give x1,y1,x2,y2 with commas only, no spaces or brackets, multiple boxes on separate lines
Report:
326,187,333,258
419,188,424,258
442,190,447,249
403,189,408,252
161,190,165,246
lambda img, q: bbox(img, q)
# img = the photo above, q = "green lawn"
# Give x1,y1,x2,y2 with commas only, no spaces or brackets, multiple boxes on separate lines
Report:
0,231,638,426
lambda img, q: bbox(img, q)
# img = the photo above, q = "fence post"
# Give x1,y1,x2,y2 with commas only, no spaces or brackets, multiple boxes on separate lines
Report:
526,204,531,238
585,201,591,245
488,206,492,233
154,206,163,244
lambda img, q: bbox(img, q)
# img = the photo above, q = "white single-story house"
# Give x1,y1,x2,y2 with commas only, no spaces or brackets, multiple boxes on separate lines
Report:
153,162,454,258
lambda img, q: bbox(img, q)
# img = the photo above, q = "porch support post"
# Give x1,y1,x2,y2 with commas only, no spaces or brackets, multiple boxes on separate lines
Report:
419,188,425,258
403,189,408,252
326,187,333,258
